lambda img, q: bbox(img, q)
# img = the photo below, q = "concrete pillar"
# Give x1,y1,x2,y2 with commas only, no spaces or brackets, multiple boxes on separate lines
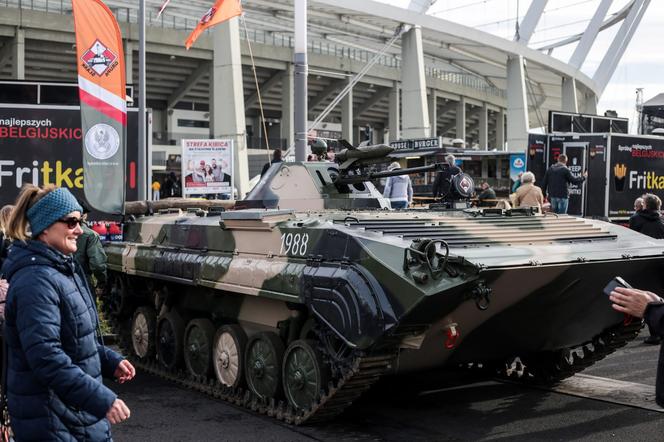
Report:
428,90,437,137
12,28,24,80
124,40,133,85
496,109,505,150
506,55,529,152
210,19,249,196
456,97,466,141
479,103,488,149
561,77,578,113
400,26,429,138
581,92,598,115
280,63,294,149
388,81,400,142
341,76,353,143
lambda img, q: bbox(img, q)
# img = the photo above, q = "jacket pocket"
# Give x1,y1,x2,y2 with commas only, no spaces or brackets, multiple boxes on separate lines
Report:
48,391,100,428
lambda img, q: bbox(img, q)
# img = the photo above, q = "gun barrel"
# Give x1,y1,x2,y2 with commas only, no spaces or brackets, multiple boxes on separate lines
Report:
336,163,443,184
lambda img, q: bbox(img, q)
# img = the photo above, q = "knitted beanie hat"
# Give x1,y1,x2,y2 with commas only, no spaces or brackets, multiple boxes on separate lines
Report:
27,187,83,237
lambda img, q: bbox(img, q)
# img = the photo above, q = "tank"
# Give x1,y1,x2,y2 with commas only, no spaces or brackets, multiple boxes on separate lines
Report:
102,145,664,425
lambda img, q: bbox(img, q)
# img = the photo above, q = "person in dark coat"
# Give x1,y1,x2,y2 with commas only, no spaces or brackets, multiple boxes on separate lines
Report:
261,149,283,177
627,194,664,345
74,199,107,296
541,154,587,214
432,154,462,199
610,286,664,407
477,181,496,207
2,185,135,441
162,172,181,198
629,193,664,240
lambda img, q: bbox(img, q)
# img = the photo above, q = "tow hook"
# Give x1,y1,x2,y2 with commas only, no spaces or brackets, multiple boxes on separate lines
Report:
444,323,460,349
471,281,492,311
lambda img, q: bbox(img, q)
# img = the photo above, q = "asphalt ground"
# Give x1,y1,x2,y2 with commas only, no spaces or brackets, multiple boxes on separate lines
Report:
107,329,664,441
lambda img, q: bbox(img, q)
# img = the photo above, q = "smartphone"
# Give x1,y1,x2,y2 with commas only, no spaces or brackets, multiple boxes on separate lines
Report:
603,276,632,296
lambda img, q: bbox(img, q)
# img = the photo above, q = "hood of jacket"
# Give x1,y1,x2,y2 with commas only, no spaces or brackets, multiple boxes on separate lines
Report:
2,240,74,281
638,209,662,221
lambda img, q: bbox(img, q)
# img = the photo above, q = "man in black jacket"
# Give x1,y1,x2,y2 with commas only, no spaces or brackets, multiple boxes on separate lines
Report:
628,194,664,345
610,286,664,407
261,148,283,177
629,193,664,239
477,181,496,207
432,154,462,199
541,154,587,214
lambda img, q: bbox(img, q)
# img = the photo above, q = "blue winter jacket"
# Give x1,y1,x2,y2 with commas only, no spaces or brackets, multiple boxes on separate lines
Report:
3,240,124,441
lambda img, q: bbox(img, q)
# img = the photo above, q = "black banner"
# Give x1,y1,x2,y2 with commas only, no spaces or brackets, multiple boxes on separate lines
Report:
526,133,548,185
0,105,138,219
608,135,664,217
563,143,586,216
546,136,589,216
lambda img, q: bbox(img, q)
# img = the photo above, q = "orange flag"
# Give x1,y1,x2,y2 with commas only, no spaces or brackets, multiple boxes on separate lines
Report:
185,0,242,50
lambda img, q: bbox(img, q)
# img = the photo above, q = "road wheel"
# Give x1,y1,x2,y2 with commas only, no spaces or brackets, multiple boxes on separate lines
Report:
157,311,184,370
131,306,156,361
282,340,329,411
213,325,248,388
245,332,284,400
184,319,215,377
106,273,131,317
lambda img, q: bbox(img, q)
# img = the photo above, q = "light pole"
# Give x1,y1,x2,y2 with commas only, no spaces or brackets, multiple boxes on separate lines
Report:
293,0,307,161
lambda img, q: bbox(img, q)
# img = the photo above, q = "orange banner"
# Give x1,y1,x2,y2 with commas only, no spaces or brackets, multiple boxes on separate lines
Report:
72,0,126,118
185,0,242,50
72,0,126,214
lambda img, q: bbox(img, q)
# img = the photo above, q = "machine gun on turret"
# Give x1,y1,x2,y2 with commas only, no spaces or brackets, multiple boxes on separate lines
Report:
241,139,474,210
331,140,475,206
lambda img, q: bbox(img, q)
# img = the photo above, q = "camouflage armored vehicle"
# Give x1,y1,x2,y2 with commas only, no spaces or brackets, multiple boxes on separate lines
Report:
102,144,664,425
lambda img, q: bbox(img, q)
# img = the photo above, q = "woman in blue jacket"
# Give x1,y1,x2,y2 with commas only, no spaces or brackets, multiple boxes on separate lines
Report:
2,185,135,441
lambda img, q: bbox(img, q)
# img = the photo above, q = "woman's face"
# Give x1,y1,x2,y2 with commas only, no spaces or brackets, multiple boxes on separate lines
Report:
39,210,83,255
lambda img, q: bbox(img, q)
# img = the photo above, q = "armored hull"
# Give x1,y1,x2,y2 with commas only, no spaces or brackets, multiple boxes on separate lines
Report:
103,192,664,423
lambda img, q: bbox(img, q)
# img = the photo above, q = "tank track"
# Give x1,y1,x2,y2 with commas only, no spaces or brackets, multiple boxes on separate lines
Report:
497,317,644,385
106,314,394,425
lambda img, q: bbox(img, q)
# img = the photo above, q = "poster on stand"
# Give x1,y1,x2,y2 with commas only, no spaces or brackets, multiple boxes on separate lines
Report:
509,153,526,190
181,139,233,197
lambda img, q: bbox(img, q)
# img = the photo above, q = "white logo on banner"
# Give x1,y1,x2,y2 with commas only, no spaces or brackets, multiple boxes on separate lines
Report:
85,123,120,160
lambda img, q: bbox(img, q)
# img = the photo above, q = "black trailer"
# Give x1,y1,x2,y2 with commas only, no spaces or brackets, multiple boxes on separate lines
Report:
528,132,664,222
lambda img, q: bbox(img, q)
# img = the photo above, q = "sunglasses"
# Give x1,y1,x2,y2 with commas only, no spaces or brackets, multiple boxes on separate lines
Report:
57,217,83,229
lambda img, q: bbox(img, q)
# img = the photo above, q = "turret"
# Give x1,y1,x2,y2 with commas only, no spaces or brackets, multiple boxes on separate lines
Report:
238,140,472,211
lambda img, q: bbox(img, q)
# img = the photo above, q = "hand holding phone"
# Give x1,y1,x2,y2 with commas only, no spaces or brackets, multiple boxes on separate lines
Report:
603,276,632,297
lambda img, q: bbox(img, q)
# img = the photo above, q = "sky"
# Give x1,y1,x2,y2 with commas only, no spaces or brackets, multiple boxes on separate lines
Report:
377,0,662,133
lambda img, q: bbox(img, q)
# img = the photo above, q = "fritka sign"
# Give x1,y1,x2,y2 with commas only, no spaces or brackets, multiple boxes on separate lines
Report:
72,0,126,214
